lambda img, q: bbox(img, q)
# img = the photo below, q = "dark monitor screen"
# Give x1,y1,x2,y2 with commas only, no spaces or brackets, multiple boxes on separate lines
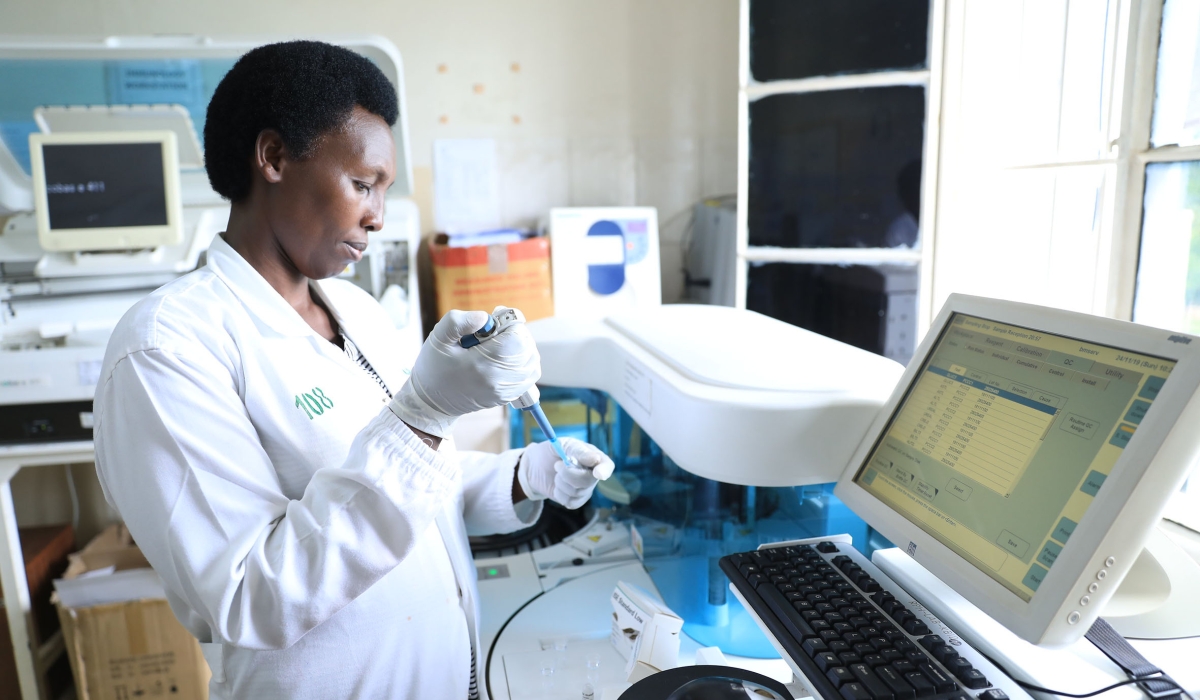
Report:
42,142,168,230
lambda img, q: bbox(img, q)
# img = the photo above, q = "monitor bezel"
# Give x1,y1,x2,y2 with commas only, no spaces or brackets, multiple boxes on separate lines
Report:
29,130,183,252
834,293,1200,646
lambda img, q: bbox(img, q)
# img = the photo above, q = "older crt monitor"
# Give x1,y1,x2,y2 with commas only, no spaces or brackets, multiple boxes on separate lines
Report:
29,130,183,252
835,294,1200,647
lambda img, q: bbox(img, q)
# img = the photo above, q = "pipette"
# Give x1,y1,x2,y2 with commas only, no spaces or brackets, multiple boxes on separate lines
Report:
460,307,614,480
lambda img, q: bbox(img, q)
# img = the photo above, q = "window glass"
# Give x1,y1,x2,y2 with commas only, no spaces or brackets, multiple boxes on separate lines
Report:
1133,161,1200,333
748,87,926,249
1150,0,1200,147
750,0,930,82
746,262,918,363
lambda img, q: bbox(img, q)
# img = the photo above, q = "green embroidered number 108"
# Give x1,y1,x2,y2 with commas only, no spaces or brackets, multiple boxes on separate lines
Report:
295,387,335,420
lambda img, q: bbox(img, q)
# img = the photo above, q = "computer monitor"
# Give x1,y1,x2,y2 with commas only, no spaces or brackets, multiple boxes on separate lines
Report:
834,294,1200,647
29,130,183,252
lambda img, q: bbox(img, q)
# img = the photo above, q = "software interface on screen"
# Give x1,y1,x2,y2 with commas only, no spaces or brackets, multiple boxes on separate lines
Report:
854,313,1174,602
42,142,168,231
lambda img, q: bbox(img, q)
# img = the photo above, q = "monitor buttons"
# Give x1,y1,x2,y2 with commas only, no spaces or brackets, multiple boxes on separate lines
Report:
1080,595,1090,606
1067,611,1081,625
1088,582,1100,593
1105,556,1116,567
1096,570,1107,581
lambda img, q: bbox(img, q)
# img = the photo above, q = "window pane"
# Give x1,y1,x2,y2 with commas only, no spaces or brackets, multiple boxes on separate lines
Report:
750,0,930,82
1133,161,1200,333
746,262,919,364
1150,0,1200,147
748,87,925,249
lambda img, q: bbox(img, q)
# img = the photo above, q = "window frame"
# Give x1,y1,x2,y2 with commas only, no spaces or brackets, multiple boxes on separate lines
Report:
734,0,948,335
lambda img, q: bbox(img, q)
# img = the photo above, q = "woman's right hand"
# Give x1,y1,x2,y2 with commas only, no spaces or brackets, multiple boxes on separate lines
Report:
388,309,541,438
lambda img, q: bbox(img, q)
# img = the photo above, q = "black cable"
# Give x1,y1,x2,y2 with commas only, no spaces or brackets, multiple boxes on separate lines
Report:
978,650,1195,700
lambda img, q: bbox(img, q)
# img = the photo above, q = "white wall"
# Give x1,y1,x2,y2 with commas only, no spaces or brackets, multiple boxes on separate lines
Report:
0,0,739,539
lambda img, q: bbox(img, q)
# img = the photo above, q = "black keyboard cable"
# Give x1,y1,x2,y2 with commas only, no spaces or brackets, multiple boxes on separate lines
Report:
977,649,1195,700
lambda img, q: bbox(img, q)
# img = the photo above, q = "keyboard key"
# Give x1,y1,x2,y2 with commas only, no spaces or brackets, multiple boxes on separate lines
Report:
882,629,906,642
828,666,856,688
778,583,797,593
766,548,788,561
881,649,904,663
850,663,894,700
816,603,837,615
850,616,872,629
835,622,856,635
933,647,958,666
869,637,891,652
840,682,873,700
960,669,990,689
893,639,916,653
816,651,842,672
904,671,936,697
873,590,896,605
892,660,916,673
833,555,853,567
829,641,852,654
839,652,863,665
946,657,974,679
818,541,840,553
863,654,888,668
853,643,876,656
811,620,832,632
747,574,767,589
893,610,916,626
860,577,883,593
764,565,783,575
860,627,881,638
739,564,761,577
978,690,1009,700
793,600,814,612
803,637,829,657
876,664,917,700
906,651,927,663
918,635,944,652
826,613,847,625
802,610,823,622
770,575,788,585
918,663,956,693
821,630,842,643
905,620,931,636
843,632,866,645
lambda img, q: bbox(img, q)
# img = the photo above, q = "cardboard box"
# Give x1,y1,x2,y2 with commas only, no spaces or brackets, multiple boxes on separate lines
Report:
609,581,681,682
53,526,209,700
430,236,554,321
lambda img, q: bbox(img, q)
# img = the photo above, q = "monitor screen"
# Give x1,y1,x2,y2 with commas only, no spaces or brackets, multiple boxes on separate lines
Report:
42,142,168,230
30,130,182,252
852,313,1175,603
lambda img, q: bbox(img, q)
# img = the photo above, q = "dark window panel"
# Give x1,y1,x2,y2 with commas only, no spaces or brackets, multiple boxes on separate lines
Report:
750,0,930,81
748,263,899,357
748,87,925,249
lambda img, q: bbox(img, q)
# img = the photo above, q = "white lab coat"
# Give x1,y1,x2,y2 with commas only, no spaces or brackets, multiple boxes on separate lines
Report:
93,234,540,699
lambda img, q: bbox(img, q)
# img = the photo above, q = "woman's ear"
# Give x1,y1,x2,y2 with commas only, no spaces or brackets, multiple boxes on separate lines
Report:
253,129,288,185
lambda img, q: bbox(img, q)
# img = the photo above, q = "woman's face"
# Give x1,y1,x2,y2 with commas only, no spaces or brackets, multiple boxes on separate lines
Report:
266,106,396,280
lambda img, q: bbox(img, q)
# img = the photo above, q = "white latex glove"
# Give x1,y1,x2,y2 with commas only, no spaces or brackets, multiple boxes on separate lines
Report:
389,309,541,438
517,437,614,509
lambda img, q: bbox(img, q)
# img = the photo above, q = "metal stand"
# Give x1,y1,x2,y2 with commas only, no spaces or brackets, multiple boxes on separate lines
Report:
0,441,95,700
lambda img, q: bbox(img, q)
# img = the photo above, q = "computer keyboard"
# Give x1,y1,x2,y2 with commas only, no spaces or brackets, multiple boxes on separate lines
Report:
720,538,1032,700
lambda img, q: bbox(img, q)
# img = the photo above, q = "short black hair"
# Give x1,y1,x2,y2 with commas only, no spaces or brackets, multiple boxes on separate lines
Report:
204,40,399,202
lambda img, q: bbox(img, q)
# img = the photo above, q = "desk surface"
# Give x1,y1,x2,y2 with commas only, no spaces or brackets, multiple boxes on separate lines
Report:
486,561,792,700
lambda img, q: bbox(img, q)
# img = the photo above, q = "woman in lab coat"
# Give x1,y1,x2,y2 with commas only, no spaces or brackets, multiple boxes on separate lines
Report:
92,40,611,700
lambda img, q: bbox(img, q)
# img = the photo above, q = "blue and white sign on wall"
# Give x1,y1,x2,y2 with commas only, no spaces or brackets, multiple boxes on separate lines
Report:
550,207,661,318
